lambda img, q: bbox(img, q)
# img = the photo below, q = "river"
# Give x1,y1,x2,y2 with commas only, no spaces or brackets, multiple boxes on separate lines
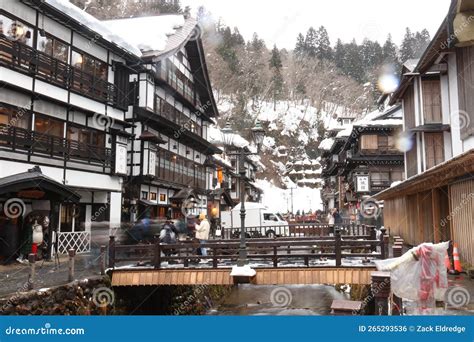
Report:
208,284,349,315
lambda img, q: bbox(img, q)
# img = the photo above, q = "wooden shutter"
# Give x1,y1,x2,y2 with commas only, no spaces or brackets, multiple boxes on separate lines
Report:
422,79,442,123
457,46,474,139
361,134,378,151
114,63,130,111
425,133,444,169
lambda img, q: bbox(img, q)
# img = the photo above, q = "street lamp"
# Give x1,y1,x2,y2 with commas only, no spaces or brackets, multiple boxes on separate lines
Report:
221,120,265,266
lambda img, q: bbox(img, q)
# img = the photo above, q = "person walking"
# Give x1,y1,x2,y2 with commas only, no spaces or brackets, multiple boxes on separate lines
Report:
195,212,210,261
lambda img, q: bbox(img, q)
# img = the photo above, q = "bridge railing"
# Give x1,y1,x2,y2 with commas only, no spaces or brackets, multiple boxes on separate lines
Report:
107,227,388,269
221,223,373,239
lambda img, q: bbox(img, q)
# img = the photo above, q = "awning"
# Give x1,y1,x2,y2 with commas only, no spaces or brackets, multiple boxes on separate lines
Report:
209,188,234,207
170,187,198,201
138,199,156,206
0,166,80,202
375,149,474,200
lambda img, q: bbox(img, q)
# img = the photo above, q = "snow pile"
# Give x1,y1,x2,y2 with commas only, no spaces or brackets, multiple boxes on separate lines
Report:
213,154,232,168
255,179,322,213
318,138,335,151
45,0,141,56
104,15,185,53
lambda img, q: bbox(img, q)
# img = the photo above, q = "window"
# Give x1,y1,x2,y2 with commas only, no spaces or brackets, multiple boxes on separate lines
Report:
34,115,63,137
0,107,30,129
422,80,442,123
159,194,166,202
360,134,378,150
371,172,390,186
141,191,148,200
71,50,107,80
0,14,33,46
425,133,444,169
37,33,68,63
263,213,278,221
150,192,157,201
390,171,404,182
67,125,105,148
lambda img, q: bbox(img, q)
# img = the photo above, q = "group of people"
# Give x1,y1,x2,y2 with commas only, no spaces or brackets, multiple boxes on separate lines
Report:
326,208,343,233
159,212,210,260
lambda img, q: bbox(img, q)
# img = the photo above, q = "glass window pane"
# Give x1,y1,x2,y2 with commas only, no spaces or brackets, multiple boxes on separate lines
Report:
53,39,68,63
37,35,53,55
71,51,83,69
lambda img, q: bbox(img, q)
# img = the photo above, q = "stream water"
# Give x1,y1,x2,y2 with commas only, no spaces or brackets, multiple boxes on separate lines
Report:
208,284,349,315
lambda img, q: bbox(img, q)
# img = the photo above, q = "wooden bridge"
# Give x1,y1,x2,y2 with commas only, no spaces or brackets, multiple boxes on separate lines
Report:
108,225,389,286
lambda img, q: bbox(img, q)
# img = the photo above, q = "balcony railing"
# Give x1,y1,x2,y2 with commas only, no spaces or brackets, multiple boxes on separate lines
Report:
0,35,118,106
0,124,112,167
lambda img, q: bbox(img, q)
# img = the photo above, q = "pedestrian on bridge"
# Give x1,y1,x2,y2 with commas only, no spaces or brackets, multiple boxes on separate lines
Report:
195,213,210,259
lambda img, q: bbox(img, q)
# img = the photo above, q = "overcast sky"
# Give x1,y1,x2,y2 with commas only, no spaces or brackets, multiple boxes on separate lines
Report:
182,0,451,49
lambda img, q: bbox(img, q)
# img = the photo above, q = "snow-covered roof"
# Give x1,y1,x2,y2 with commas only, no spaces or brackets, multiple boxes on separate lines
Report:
104,15,196,58
208,126,249,148
403,59,420,72
45,0,141,56
212,154,232,169
318,138,335,151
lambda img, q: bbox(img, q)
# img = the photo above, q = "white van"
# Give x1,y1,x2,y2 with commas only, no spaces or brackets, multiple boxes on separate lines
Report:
220,202,289,238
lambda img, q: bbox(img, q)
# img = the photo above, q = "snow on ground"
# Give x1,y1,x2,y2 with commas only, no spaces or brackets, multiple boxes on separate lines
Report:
255,179,322,213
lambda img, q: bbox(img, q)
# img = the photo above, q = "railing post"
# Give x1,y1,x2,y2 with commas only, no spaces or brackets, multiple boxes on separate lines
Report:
100,245,106,275
380,227,387,259
335,228,342,267
273,246,278,268
393,245,403,258
154,242,162,269
371,271,391,316
369,226,377,252
108,235,116,268
68,249,76,282
28,253,35,290
212,248,218,268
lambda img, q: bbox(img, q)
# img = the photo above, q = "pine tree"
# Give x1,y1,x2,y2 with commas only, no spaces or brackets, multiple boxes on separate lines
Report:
334,39,345,70
382,34,399,67
400,28,415,63
304,27,318,58
413,29,430,58
315,26,332,60
269,45,284,110
294,33,306,59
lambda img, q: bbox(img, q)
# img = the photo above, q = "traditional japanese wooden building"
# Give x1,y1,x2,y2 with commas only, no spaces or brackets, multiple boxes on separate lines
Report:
376,0,474,265
104,15,221,221
0,0,139,257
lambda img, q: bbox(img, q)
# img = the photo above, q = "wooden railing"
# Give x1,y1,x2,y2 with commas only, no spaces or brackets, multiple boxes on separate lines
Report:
108,227,388,269
222,223,374,239
0,35,118,106
0,124,112,166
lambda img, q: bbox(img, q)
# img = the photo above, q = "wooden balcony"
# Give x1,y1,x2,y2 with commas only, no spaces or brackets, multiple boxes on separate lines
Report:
0,35,119,107
0,124,112,167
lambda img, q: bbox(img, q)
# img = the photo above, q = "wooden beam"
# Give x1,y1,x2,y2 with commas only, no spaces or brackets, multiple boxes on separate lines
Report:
417,193,423,243
432,188,441,243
